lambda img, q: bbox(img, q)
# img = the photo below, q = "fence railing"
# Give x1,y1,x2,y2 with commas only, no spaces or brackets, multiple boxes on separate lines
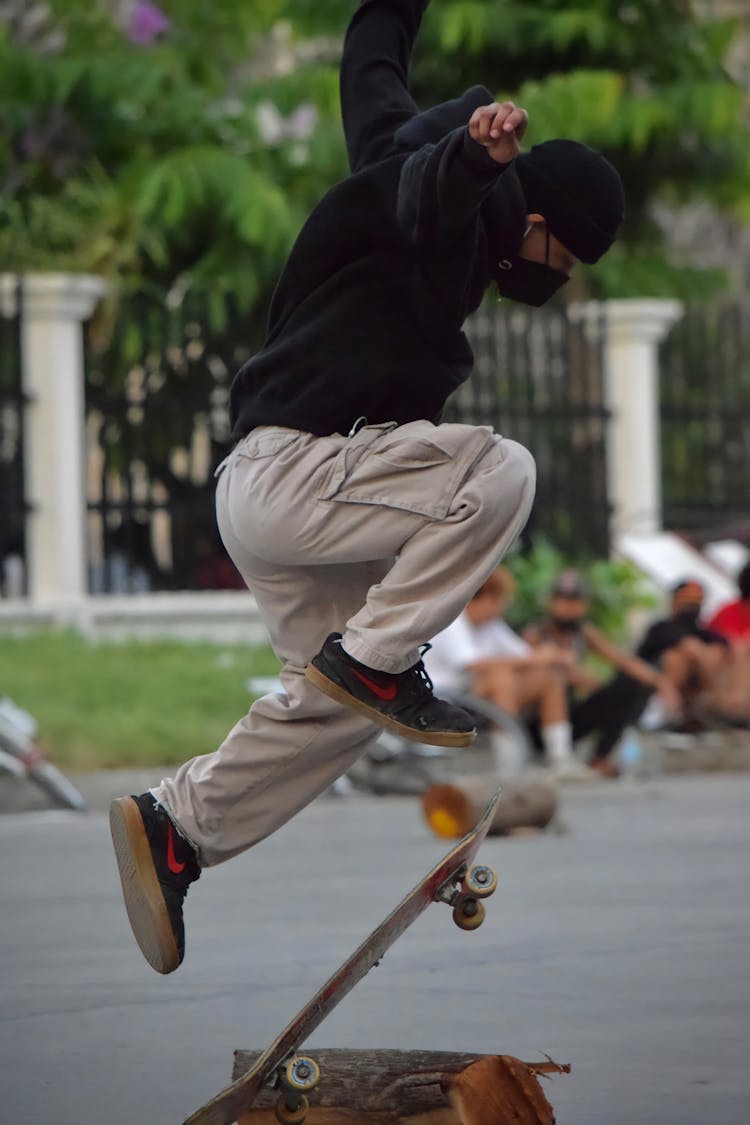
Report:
0,280,26,597
85,295,261,593
6,271,746,609
660,301,750,533
459,302,611,556
85,297,613,592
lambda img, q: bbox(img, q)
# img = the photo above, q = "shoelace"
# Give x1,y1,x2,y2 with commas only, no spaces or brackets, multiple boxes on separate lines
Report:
408,644,435,698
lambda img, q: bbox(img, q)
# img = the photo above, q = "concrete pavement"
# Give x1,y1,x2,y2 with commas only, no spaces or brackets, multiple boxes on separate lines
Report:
1,774,748,1124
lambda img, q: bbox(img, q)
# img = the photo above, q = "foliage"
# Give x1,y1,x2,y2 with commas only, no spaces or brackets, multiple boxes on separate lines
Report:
0,629,279,769
411,0,750,298
503,537,659,640
0,0,344,313
1,0,748,309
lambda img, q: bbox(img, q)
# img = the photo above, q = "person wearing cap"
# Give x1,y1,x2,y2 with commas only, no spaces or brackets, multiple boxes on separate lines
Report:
109,0,626,974
636,580,734,724
524,571,681,775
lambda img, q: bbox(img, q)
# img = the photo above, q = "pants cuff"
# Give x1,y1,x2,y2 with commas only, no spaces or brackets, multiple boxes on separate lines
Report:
342,632,421,674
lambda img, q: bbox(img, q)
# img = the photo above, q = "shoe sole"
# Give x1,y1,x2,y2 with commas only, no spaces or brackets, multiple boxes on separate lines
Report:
305,663,476,748
109,797,181,975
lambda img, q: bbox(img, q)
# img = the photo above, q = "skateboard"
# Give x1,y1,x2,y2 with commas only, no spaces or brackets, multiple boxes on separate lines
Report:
184,783,502,1125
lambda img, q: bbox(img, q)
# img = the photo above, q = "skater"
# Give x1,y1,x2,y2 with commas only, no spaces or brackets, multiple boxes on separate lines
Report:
110,0,625,973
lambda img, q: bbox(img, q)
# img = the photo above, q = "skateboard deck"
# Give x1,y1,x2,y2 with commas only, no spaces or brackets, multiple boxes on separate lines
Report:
184,783,502,1125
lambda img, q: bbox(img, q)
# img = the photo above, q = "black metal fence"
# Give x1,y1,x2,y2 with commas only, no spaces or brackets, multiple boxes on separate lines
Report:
84,297,612,592
0,280,27,597
72,292,750,594
85,294,261,593
660,301,750,535
459,303,611,556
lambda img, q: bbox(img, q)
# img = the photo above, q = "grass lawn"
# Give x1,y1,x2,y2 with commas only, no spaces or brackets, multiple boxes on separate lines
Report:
0,631,280,771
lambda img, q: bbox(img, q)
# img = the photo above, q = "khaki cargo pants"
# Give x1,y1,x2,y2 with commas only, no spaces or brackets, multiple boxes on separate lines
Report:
153,420,535,865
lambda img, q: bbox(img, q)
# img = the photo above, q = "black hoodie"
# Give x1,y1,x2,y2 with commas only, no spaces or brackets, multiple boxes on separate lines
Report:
229,0,527,441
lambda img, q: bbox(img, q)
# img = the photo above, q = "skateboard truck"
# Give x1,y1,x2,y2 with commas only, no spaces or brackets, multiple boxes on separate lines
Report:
436,862,498,931
274,1054,320,1124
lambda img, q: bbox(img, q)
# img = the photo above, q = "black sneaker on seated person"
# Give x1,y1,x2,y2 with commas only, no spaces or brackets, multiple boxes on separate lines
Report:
305,632,476,747
109,792,200,975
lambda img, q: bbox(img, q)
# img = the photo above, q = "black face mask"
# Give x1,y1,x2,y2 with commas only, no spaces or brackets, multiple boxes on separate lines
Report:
495,222,570,307
551,616,584,633
496,256,569,307
674,608,701,628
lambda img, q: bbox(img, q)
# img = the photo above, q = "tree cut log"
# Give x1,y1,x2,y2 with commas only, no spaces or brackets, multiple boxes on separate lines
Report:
422,773,558,840
231,1048,569,1124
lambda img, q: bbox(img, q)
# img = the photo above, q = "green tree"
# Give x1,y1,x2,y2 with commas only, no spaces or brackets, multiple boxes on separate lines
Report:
410,0,750,297
0,0,345,315
1,0,748,305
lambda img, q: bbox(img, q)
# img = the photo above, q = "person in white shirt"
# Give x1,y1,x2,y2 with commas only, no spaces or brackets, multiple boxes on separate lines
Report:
425,566,585,774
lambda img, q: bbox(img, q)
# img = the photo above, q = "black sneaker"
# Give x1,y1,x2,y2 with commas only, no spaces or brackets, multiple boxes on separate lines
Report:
109,792,200,974
305,633,476,747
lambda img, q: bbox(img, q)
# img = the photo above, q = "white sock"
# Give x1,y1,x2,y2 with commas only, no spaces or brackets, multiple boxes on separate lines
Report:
542,721,574,764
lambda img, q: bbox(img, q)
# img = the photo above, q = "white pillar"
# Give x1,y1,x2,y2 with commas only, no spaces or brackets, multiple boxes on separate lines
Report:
570,298,683,539
16,274,108,607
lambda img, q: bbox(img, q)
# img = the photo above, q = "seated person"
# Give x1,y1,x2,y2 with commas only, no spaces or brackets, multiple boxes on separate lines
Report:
523,571,680,774
425,567,584,775
638,579,743,726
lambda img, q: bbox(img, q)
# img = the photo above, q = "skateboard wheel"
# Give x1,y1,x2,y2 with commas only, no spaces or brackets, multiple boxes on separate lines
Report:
275,1093,309,1124
282,1056,320,1092
453,897,486,931
464,864,498,898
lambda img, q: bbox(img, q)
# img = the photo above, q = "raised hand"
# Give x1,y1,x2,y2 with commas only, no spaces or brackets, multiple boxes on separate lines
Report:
469,101,528,164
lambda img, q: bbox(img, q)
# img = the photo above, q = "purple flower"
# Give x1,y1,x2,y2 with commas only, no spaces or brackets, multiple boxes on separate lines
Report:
127,1,170,45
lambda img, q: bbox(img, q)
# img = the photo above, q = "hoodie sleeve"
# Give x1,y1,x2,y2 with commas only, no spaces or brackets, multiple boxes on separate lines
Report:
397,127,511,247
340,0,429,173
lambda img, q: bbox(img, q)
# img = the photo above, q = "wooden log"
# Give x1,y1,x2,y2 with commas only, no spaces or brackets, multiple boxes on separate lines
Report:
231,1049,569,1124
233,1049,482,1123
445,1054,569,1125
422,773,558,840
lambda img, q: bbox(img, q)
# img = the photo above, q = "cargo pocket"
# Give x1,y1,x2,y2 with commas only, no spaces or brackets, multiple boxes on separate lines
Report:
319,420,495,520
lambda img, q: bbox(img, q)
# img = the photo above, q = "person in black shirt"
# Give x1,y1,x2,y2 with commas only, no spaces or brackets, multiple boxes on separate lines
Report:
636,580,730,722
110,0,625,974
524,571,680,776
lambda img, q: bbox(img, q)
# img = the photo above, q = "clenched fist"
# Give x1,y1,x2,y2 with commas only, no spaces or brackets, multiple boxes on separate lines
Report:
469,101,528,164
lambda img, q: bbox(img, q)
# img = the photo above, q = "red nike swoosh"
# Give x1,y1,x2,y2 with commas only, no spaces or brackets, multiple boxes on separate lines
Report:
350,666,398,701
166,823,186,875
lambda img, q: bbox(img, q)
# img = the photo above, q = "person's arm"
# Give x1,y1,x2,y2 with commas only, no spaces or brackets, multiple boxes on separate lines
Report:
522,624,542,647
585,624,680,705
397,102,527,247
340,0,428,173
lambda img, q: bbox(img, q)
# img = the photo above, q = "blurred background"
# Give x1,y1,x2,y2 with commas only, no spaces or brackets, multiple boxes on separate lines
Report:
1,8,750,1125
0,0,749,772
